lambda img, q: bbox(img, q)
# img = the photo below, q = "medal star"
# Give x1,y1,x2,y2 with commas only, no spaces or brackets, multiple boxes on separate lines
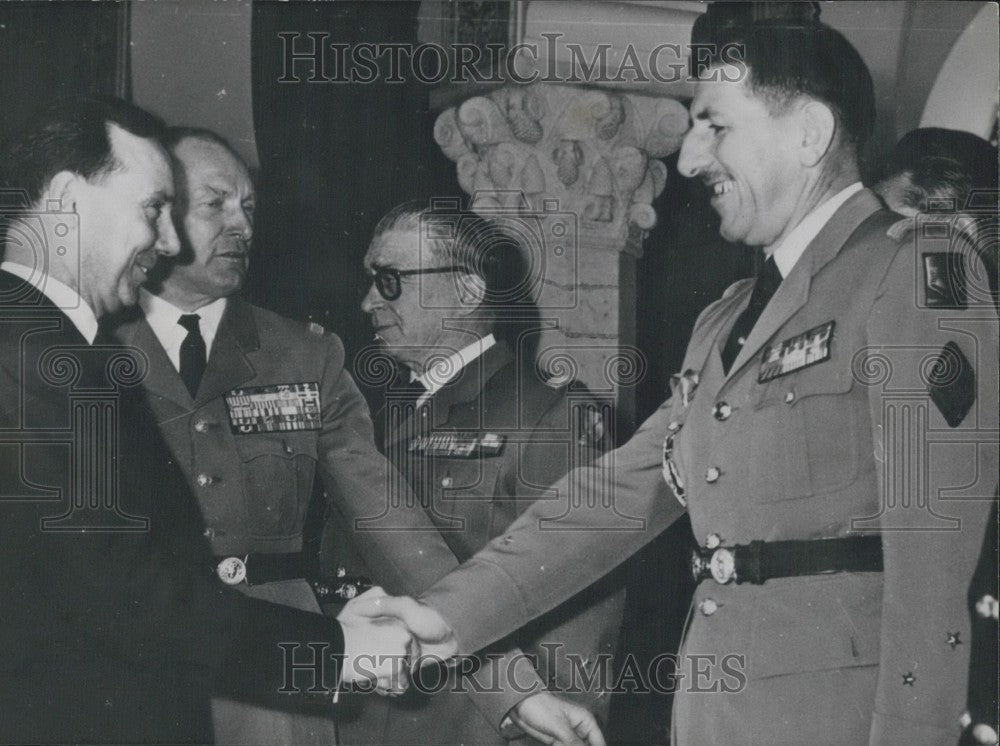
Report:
901,672,916,686
946,631,962,649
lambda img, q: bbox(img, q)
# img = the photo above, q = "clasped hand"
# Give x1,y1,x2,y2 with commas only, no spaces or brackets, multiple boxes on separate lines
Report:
336,588,458,695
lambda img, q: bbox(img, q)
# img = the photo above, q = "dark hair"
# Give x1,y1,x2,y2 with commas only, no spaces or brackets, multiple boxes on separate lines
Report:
881,157,973,213
372,200,540,345
693,19,876,150
0,95,166,209
887,128,998,201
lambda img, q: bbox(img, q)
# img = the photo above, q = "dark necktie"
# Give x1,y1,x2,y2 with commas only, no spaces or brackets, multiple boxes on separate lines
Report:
721,257,783,374
178,314,206,398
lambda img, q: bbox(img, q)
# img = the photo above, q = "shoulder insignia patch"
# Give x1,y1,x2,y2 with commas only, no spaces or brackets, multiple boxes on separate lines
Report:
927,341,976,427
923,253,968,308
307,322,326,336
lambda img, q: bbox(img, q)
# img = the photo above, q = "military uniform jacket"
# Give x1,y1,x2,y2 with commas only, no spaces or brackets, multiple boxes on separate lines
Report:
339,342,625,744
112,298,460,594
0,272,344,742
420,190,999,745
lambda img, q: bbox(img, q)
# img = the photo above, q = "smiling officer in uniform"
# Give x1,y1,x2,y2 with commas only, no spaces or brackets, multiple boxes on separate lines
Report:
346,20,1000,746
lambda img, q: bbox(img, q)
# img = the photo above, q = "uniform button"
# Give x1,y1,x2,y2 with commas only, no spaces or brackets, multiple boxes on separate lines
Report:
712,402,732,421
193,419,210,433
196,473,216,487
705,533,721,549
705,466,721,483
441,476,453,488
699,598,719,616
784,391,795,403
667,420,680,432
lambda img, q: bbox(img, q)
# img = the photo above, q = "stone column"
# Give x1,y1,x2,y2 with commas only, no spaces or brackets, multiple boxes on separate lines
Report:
433,84,687,422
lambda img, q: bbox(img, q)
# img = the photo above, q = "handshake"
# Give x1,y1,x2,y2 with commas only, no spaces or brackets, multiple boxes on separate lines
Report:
335,587,458,694
335,589,607,746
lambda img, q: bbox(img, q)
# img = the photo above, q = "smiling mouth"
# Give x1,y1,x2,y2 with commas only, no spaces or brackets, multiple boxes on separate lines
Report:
710,180,735,197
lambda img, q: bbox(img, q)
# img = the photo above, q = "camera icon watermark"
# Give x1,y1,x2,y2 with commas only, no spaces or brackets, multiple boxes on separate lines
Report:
418,192,579,312
0,190,81,309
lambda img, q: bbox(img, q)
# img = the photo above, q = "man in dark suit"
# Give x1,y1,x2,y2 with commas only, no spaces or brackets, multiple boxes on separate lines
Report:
0,96,407,743
348,21,999,745
334,202,625,744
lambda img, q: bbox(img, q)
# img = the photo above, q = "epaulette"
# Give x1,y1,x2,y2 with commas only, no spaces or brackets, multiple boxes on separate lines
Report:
307,321,326,336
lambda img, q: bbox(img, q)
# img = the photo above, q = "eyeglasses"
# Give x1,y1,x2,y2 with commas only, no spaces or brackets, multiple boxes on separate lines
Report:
369,265,469,301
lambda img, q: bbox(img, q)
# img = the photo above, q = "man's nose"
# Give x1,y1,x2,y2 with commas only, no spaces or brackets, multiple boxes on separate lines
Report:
228,206,253,242
156,213,181,256
677,127,709,180
361,282,382,314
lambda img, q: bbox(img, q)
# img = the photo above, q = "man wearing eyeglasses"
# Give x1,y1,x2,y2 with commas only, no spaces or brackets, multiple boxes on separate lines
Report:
330,201,625,745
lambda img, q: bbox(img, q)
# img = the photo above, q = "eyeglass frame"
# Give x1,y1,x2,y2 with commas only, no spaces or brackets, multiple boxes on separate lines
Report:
368,264,471,301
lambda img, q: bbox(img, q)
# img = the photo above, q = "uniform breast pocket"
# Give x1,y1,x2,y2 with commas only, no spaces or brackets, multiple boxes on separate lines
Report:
751,363,862,501
234,435,318,537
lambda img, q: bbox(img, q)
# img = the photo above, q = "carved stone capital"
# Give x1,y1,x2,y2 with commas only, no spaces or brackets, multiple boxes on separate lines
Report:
434,83,688,256
433,84,688,418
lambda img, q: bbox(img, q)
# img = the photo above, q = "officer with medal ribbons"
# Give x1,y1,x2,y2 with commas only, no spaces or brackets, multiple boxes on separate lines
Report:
328,201,625,745
105,127,469,744
345,19,1000,745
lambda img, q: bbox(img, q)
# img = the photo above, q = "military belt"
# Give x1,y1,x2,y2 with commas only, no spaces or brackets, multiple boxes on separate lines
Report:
691,536,883,585
213,553,372,600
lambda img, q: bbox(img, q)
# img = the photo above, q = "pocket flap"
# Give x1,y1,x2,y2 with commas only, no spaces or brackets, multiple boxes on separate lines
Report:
749,575,881,679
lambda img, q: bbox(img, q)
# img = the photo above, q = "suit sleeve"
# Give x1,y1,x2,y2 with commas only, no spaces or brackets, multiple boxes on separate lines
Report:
116,409,349,711
314,334,462,593
419,398,686,657
864,241,999,744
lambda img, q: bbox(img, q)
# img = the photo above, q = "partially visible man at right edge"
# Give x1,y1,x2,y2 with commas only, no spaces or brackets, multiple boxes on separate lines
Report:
346,20,1000,745
875,127,1000,746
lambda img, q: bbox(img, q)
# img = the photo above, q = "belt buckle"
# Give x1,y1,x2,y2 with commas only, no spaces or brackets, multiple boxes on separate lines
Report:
691,547,737,584
216,556,248,586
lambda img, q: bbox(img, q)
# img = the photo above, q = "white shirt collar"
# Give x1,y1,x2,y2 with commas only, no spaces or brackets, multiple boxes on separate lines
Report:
1,261,99,343
770,182,863,278
139,288,228,372
412,333,497,402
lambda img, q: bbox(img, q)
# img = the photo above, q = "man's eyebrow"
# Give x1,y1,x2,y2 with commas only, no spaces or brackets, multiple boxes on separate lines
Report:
194,184,228,197
145,189,173,204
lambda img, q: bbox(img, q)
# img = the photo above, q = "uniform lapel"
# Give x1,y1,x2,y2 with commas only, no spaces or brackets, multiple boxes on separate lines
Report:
383,341,513,449
112,308,193,412
725,189,885,381
429,343,512,430
193,299,258,406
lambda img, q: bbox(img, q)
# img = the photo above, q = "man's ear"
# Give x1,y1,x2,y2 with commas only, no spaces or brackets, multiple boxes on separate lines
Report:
43,170,80,211
797,100,836,168
456,272,487,311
